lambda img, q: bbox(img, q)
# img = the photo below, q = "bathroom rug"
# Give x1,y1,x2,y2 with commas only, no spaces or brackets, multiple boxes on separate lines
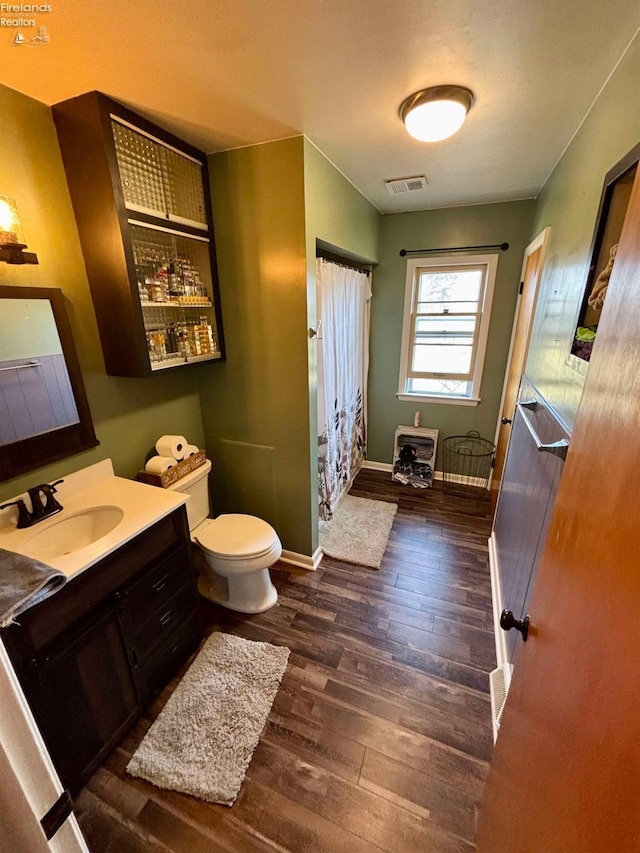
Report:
319,494,397,568
127,631,290,805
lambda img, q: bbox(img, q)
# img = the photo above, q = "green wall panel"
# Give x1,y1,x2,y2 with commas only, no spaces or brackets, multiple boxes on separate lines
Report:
303,139,381,551
0,84,205,502
303,139,381,272
526,32,640,430
367,201,535,467
205,138,311,555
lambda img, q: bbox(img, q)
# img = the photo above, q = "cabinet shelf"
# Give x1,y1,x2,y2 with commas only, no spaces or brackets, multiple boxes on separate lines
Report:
140,300,212,308
53,91,225,378
124,202,208,232
151,351,223,371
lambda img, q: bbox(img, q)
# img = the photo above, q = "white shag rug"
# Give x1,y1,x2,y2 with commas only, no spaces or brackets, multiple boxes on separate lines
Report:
319,494,398,568
127,632,290,805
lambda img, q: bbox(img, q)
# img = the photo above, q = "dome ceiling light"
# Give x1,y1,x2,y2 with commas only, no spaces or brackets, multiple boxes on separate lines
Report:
399,85,475,142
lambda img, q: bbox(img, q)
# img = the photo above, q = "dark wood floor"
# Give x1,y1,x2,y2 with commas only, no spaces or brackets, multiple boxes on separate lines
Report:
75,470,496,852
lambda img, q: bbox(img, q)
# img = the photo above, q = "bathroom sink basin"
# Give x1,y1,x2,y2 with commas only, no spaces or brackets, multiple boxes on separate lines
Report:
24,506,125,562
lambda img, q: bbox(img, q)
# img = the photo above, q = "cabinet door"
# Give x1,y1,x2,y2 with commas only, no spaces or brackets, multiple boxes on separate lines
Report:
111,117,208,228
129,222,222,371
24,608,139,791
53,91,226,378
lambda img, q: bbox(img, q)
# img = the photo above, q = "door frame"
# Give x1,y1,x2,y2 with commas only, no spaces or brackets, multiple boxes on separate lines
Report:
488,227,551,715
491,226,551,490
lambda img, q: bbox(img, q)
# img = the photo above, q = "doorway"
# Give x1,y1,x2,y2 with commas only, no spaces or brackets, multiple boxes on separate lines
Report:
491,227,551,502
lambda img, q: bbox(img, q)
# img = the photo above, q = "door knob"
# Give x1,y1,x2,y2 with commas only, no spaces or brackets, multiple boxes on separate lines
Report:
500,608,530,641
501,417,512,425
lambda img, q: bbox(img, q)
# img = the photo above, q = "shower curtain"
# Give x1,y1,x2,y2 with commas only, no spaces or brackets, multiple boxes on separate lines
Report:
317,258,371,520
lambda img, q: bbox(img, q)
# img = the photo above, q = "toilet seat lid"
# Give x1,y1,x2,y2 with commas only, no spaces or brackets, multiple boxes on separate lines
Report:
195,514,278,558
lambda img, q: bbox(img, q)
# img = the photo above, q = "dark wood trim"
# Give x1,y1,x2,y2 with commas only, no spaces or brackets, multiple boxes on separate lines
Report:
53,91,226,377
0,285,98,482
91,92,208,165
200,150,226,361
586,142,640,281
571,139,640,362
53,93,150,378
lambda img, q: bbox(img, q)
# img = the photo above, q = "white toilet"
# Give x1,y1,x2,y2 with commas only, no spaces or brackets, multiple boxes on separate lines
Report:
168,460,281,613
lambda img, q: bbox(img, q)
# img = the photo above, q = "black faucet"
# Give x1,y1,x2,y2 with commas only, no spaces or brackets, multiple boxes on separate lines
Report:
0,479,64,528
0,498,33,529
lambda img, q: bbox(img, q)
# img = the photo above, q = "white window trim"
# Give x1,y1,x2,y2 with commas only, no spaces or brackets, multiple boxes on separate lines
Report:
397,253,499,406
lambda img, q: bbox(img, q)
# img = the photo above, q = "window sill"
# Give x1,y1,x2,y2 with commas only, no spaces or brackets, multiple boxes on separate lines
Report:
396,393,480,407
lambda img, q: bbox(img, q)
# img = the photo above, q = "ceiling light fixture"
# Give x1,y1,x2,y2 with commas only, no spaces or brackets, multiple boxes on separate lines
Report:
399,85,475,142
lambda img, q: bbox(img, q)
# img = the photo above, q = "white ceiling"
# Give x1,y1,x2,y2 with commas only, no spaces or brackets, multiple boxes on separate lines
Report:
3,1,640,213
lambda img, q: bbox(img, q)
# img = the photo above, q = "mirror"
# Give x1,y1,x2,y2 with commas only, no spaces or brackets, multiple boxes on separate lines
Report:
0,286,98,481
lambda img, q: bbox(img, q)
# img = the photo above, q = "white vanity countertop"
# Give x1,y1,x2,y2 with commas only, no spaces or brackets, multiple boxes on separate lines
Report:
0,459,188,580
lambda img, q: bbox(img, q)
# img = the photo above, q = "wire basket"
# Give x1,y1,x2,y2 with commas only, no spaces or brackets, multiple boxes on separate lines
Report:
442,431,495,497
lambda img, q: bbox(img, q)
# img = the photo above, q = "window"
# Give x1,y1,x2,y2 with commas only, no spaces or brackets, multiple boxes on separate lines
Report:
397,254,498,405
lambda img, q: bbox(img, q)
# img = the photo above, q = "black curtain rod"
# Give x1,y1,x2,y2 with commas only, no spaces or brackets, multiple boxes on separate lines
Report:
317,253,372,276
399,242,509,257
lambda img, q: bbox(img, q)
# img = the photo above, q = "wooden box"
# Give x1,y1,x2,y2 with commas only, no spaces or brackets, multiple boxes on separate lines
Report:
136,449,206,488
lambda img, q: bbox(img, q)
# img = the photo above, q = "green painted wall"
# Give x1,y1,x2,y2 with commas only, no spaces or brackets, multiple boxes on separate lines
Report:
367,201,536,467
0,84,205,502
205,138,311,555
526,32,640,430
303,140,381,270
303,139,381,551
7,26,636,546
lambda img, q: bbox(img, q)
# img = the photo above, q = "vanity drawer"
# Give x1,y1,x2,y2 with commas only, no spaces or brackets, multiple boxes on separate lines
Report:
123,544,193,624
133,579,196,653
140,609,202,702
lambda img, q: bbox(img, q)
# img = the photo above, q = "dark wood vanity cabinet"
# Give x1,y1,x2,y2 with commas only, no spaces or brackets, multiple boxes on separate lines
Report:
2,507,202,792
22,606,139,789
117,542,201,706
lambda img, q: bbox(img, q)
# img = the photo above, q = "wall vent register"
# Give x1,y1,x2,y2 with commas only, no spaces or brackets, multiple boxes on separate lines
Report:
384,175,428,195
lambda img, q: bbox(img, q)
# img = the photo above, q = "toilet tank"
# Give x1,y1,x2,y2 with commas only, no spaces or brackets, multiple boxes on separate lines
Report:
167,459,212,531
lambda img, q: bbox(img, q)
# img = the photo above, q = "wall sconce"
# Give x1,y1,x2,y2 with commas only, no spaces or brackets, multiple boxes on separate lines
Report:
399,85,475,142
0,196,38,265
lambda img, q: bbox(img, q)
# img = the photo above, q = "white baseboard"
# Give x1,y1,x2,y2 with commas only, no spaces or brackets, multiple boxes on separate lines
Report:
363,460,488,490
434,470,488,489
488,531,513,741
364,460,448,480
362,459,394,472
280,546,323,571
488,532,509,671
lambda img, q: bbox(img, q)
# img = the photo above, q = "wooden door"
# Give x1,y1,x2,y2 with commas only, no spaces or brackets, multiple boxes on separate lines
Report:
477,167,640,850
492,228,550,500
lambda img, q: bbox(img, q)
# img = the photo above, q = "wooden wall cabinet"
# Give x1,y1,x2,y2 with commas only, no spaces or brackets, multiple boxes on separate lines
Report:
53,91,225,378
2,507,202,791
